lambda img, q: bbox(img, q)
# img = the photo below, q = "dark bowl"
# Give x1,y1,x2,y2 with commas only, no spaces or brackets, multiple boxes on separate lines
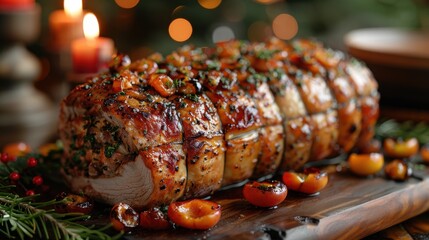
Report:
344,28,429,110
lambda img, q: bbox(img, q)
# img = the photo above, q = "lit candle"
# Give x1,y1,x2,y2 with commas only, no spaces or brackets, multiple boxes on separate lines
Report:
0,0,34,10
71,13,115,74
48,0,83,52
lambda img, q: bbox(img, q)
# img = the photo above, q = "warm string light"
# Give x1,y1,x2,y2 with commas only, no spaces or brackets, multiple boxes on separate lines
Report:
272,13,298,40
255,0,283,5
198,0,222,9
169,18,193,42
115,0,140,9
64,0,82,17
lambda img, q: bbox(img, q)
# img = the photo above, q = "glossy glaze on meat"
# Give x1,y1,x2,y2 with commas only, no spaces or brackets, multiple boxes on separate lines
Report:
59,38,379,209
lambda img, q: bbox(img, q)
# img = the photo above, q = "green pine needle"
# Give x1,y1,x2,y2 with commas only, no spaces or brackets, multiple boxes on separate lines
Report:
376,119,429,144
0,185,121,240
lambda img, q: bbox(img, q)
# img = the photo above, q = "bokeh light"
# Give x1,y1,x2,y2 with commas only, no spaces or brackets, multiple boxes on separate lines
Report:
272,13,298,40
248,21,273,42
255,0,283,5
169,18,193,42
198,0,222,9
212,26,235,43
114,0,140,9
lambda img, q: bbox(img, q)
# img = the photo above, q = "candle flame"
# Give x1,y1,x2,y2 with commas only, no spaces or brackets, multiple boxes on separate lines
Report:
64,0,82,18
83,13,100,39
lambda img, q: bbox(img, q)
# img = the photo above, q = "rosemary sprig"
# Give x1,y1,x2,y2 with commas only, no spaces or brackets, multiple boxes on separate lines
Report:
0,142,122,240
0,185,122,240
376,119,429,144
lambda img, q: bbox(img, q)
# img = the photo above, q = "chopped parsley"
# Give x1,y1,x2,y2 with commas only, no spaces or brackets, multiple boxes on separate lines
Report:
104,145,118,158
256,49,279,60
206,60,221,71
173,79,185,88
186,94,199,102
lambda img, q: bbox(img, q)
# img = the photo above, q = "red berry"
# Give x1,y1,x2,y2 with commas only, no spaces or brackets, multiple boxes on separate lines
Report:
26,190,35,196
9,172,20,181
1,153,9,163
32,176,43,186
27,157,38,167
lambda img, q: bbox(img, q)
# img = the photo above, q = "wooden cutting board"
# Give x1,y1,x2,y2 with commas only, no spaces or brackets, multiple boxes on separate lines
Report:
92,163,429,240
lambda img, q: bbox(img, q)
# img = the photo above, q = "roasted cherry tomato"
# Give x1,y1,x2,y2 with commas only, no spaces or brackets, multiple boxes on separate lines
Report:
358,138,381,154
112,79,133,93
140,207,171,230
348,153,384,176
383,138,419,159
384,159,412,181
55,192,94,215
2,142,31,159
242,180,287,208
110,202,139,231
420,145,429,163
167,199,221,230
282,167,328,195
148,74,175,97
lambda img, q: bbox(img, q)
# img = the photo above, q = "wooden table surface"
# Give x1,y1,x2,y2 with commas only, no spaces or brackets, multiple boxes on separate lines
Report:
365,212,429,240
89,160,429,240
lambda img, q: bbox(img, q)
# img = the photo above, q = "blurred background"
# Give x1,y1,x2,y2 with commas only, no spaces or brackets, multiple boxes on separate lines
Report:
0,0,428,147
36,0,429,57
13,0,429,101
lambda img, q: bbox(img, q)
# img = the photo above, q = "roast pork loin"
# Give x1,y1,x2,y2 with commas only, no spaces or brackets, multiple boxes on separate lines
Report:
59,38,379,209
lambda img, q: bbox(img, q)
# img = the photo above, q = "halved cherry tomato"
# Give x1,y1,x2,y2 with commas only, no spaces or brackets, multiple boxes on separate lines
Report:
140,207,171,230
242,180,287,208
112,79,133,93
358,138,381,154
110,202,139,231
148,74,175,97
348,153,384,176
2,142,31,160
55,192,94,215
384,159,412,181
167,199,221,230
282,167,328,195
383,138,419,159
421,145,429,163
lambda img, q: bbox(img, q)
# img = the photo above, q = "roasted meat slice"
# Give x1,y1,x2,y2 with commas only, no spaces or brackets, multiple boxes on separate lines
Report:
172,93,225,199
267,70,312,171
326,75,362,152
236,73,284,178
204,75,262,185
59,71,186,209
346,62,380,149
64,144,186,209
